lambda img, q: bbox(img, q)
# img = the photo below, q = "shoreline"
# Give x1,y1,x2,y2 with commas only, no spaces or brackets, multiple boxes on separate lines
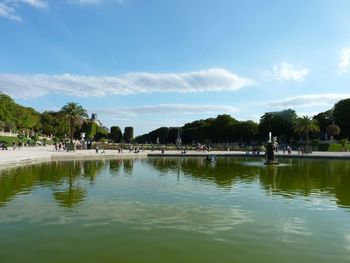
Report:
148,151,350,160
0,146,148,170
1,146,350,170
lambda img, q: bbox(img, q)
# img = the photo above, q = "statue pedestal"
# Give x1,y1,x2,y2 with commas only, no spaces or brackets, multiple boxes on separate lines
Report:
66,143,76,152
264,142,279,165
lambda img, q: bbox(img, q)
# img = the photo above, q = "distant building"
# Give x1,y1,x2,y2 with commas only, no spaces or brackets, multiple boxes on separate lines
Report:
90,113,103,127
89,113,109,133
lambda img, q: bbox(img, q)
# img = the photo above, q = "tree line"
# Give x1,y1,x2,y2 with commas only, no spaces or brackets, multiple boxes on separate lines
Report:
136,98,350,145
0,93,134,143
1,92,350,145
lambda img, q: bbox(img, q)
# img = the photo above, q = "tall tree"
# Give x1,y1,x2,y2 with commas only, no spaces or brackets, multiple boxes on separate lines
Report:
212,114,238,142
293,116,320,146
110,126,122,143
259,109,297,141
326,125,340,140
333,98,350,138
313,109,333,132
233,121,259,142
60,102,88,142
124,126,134,143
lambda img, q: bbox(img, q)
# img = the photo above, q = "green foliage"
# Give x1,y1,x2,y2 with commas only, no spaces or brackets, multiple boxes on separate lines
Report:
329,144,344,152
110,126,122,143
318,143,350,152
31,134,39,142
258,109,297,141
80,121,109,142
136,115,258,144
293,116,320,145
81,122,97,139
233,121,259,142
94,127,108,141
326,124,340,137
16,105,41,130
0,120,5,130
211,115,237,142
60,102,88,142
168,128,179,144
312,139,320,148
340,138,348,150
0,93,17,124
182,118,215,129
4,121,16,132
0,135,17,146
318,143,330,151
0,93,40,131
333,98,350,138
313,110,333,133
124,127,134,143
41,111,70,138
99,137,107,143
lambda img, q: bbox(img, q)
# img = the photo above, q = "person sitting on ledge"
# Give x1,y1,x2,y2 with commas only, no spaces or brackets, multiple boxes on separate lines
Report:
0,143,8,150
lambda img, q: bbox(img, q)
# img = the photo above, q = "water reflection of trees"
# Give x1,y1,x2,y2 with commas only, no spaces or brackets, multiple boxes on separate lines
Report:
149,157,350,208
109,159,123,175
109,159,135,176
148,157,260,188
0,160,105,208
1,157,350,210
123,159,134,176
259,159,350,207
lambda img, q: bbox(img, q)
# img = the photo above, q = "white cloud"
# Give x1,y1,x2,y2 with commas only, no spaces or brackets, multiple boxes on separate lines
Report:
272,62,309,81
0,68,254,99
268,93,350,108
22,0,47,9
339,48,350,72
0,2,22,22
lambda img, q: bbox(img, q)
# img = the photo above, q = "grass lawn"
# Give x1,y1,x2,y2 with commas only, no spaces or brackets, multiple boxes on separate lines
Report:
0,136,18,146
328,143,350,152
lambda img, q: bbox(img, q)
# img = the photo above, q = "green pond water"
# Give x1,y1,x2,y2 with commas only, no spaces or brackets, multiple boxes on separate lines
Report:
0,157,350,263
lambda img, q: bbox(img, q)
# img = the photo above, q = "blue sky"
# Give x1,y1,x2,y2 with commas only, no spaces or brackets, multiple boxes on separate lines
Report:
1,0,350,135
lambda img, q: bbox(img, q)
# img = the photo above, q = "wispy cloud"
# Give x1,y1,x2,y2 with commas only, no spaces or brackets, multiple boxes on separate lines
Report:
67,0,124,5
94,104,239,118
0,2,22,22
67,0,102,5
0,0,47,22
0,68,254,99
339,48,350,73
272,62,309,81
268,93,350,108
88,104,239,134
22,0,48,9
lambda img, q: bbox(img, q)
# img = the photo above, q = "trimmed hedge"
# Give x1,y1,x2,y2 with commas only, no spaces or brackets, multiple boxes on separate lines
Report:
318,143,350,152
0,135,17,146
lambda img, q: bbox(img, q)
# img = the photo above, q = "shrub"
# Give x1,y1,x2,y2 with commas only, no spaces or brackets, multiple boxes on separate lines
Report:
340,138,349,151
318,143,330,151
326,125,340,139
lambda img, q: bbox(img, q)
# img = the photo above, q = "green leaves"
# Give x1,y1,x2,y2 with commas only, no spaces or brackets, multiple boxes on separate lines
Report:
60,102,88,142
293,116,320,145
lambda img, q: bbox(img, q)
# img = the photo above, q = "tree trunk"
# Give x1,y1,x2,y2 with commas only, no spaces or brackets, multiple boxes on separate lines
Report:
70,118,74,142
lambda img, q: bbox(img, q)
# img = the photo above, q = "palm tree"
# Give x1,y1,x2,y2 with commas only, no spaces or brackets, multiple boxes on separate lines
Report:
293,116,320,146
60,102,88,142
